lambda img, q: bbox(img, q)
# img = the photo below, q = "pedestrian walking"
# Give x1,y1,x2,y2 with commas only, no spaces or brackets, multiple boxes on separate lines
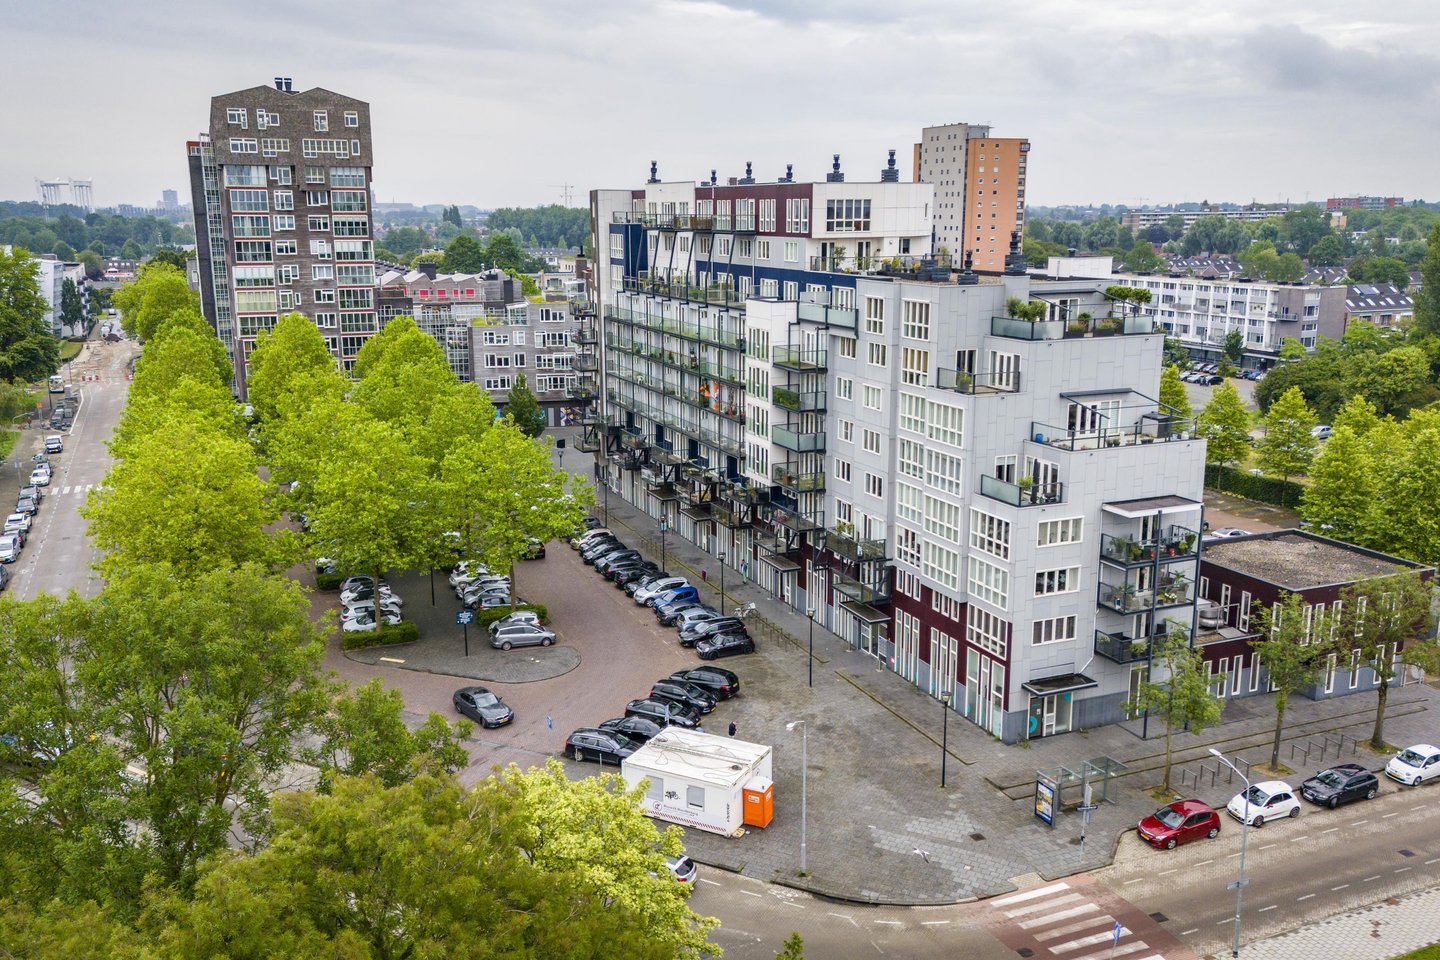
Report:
700,568,708,582
740,560,749,581
728,721,737,737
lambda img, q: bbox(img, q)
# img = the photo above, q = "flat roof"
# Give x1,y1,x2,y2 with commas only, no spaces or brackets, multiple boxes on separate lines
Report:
625,728,770,789
1202,531,1427,591
1103,495,1203,518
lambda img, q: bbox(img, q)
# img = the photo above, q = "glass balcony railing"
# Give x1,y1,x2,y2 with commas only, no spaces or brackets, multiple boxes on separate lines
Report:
979,474,1064,507
772,425,825,453
771,462,824,493
1098,576,1194,614
771,386,826,412
772,346,827,372
824,527,888,562
1099,526,1200,566
936,368,1021,395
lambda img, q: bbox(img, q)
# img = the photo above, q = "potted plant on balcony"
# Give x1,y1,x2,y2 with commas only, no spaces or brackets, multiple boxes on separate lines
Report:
1066,319,1089,337
1095,316,1123,335
1006,297,1048,323
1177,532,1197,553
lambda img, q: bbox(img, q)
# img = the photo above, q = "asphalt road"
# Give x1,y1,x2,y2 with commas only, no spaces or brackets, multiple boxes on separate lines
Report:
9,336,137,601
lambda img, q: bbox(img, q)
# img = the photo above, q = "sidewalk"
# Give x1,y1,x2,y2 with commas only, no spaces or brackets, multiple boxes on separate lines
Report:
556,437,1438,906
1243,885,1440,960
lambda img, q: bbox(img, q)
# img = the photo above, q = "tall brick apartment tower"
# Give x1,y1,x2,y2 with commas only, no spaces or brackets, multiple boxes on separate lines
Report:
187,78,376,393
915,122,1029,273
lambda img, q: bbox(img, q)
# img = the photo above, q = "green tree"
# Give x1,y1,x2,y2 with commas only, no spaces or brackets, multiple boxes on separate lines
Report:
505,372,547,438
1129,630,1225,794
1255,386,1318,495
245,312,342,429
112,262,199,341
776,932,806,959
443,204,463,228
52,240,76,261
0,246,60,383
59,277,84,331
442,233,486,273
1223,329,1245,364
1159,364,1192,422
1278,206,1332,256
120,239,141,260
1300,425,1376,544
1251,593,1333,772
379,225,429,259
306,678,469,795
1238,240,1278,279
1367,413,1440,566
1197,381,1252,466
78,249,104,280
1120,242,1163,273
1342,573,1439,750
1350,256,1410,288
483,233,541,272
1306,234,1345,267
1332,394,1381,437
1414,224,1440,337
1103,285,1152,317
1271,252,1305,283
147,248,189,271
410,250,444,267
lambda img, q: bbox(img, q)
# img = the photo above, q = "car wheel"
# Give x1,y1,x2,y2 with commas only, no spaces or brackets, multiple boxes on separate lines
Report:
572,746,584,762
541,637,552,646
1207,826,1219,839
1252,816,1264,828
501,641,513,651
1328,797,1339,810
1288,806,1299,818
1365,788,1377,800
1165,837,1177,850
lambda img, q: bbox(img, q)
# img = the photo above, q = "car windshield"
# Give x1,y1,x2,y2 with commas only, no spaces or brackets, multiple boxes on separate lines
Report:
1398,749,1428,765
1153,807,1185,828
1314,770,1346,787
473,693,499,707
609,732,633,748
1242,786,1269,805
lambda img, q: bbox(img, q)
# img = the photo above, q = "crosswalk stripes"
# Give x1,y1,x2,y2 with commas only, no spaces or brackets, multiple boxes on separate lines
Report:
55,484,93,497
983,879,1183,960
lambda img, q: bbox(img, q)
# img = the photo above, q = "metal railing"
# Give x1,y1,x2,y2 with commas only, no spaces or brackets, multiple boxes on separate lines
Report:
772,346,827,371
771,386,826,412
936,368,1021,395
979,474,1064,507
771,463,824,492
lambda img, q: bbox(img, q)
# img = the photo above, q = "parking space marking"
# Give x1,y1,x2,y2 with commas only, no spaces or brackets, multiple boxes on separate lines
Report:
698,878,722,887
1156,869,1178,877
1258,905,1278,912
1426,858,1440,865
1288,835,1308,842
1259,843,1277,850
1296,894,1315,901
1180,928,1199,936
920,920,950,926
740,890,761,898
1351,820,1370,826
1395,867,1412,874
1195,859,1213,866
1331,884,1349,891
1381,813,1400,819
1124,878,1144,885
1362,875,1382,882
1320,827,1339,834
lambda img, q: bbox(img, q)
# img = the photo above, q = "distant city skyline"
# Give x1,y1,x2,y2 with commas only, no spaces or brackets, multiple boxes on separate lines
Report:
3,1,1436,210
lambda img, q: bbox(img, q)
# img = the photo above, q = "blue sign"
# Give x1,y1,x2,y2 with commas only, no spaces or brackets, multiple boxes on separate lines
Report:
1034,774,1057,827
456,610,475,625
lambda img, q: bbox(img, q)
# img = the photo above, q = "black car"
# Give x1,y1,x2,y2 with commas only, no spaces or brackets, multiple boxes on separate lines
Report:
565,727,638,765
523,538,546,560
696,632,756,660
582,541,628,565
577,535,621,558
613,563,663,589
656,600,708,627
625,697,702,729
1301,763,1379,809
679,617,747,647
452,686,514,728
650,678,718,715
596,550,643,575
670,666,740,700
625,570,669,595
15,498,37,518
598,715,666,744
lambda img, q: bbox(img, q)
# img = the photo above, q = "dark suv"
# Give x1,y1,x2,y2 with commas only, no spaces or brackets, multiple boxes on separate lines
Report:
670,666,740,700
1301,763,1379,809
679,617,747,647
625,697,701,729
650,678,718,714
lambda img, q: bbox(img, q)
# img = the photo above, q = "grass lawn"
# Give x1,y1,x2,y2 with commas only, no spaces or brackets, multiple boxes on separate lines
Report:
1395,944,1440,959
59,340,85,362
0,431,18,460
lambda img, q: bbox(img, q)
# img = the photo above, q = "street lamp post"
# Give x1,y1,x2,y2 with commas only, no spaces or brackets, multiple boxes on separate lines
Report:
786,720,808,876
717,550,726,611
941,692,952,787
806,605,815,688
1210,747,1251,958
659,519,668,571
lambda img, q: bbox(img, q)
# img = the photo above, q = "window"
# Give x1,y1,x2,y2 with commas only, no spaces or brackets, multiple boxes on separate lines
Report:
269,165,292,185
867,342,888,367
897,439,924,479
228,188,269,212
835,376,853,401
331,191,367,212
783,281,798,301
305,190,330,207
837,336,856,359
737,238,751,258
305,165,327,184
759,199,776,232
313,111,328,132
484,376,513,390
309,238,331,259
332,216,369,237
837,418,853,443
924,495,960,541
259,138,290,155
969,510,1010,559
927,401,963,446
228,138,258,154
967,605,1008,657
825,198,872,232
901,347,929,386
896,482,922,523
233,240,273,263
966,556,1009,609
785,198,810,233
895,527,920,566
899,392,925,433
1037,517,1083,546
833,458,851,482
864,473,883,498
344,110,359,127
272,190,294,211
313,288,336,304
308,215,330,232
274,239,297,255
271,214,295,231
756,239,771,259
864,296,884,334
925,449,963,495
784,241,799,262
232,265,274,288
862,428,881,455
1034,567,1080,596
226,107,247,127
311,264,334,281
924,541,962,590
862,385,881,410
1032,616,1077,645
902,300,931,340
687,785,705,810
329,166,365,187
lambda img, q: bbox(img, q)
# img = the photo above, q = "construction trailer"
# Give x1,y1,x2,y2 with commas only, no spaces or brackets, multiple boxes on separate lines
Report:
622,727,774,837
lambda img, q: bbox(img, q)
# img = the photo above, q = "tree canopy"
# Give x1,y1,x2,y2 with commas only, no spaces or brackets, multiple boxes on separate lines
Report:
1197,380,1251,466
0,245,61,383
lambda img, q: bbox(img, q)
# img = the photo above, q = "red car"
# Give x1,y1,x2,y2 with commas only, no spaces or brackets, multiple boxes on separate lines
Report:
1137,799,1221,850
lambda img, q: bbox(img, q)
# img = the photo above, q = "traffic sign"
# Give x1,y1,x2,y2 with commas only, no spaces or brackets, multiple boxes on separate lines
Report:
456,609,475,625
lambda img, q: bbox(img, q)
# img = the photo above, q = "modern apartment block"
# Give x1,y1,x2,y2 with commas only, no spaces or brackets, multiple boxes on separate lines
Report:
375,264,586,423
1326,196,1402,210
589,159,1210,742
915,123,1030,273
1119,205,1288,231
1043,257,1347,368
187,78,376,391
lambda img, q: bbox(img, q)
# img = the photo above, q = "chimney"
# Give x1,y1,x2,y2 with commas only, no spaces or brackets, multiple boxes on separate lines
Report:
880,149,900,182
1003,231,1028,276
416,261,438,281
710,169,717,186
779,163,793,183
825,154,844,183
647,160,660,184
956,250,978,286
738,161,754,185
273,77,285,90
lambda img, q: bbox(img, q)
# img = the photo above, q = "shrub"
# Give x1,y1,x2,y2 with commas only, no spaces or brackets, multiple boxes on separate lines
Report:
473,602,548,629
342,620,420,650
1204,465,1304,508
315,571,346,591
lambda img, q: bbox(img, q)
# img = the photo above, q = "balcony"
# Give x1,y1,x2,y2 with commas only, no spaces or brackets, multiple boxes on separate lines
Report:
979,474,1064,507
823,526,888,563
711,501,752,528
1031,413,1197,452
772,425,825,453
831,568,891,605
797,301,857,330
622,275,747,309
1097,575,1194,615
772,462,824,493
991,315,1156,342
1098,526,1200,567
772,346,827,372
767,506,823,535
572,354,599,372
1094,627,1163,665
936,368,1021,395
771,386,826,412
567,376,598,400
572,327,597,345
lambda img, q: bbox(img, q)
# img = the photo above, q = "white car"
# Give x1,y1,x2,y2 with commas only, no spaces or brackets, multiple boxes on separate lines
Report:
0,535,19,563
1226,780,1301,826
459,577,510,600
341,611,401,632
342,598,403,621
488,610,542,630
634,577,689,605
4,513,31,535
341,582,398,605
570,528,613,550
1386,744,1440,785
448,561,490,588
28,468,51,487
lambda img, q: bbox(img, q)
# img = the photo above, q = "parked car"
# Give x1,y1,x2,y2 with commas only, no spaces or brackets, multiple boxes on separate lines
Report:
1137,799,1221,850
523,538,546,559
472,594,525,611
571,528,613,550
18,485,41,504
44,436,63,454
635,577,690,605
340,576,393,597
452,686,514,728
613,563,663,589
5,512,31,535
342,597,403,621
651,585,701,613
490,622,556,650
1201,374,1223,386
579,537,624,561
1311,425,1333,440
1301,763,1379,808
341,612,398,632
670,666,741,700
1206,528,1251,541
459,577,511,600
28,468,50,487
0,535,20,564
1385,744,1440,785
598,715,666,744
696,633,757,660
1226,780,1301,826
597,551,644,576
625,698,702,729
656,600,709,627
564,727,638,765
649,677,718,714
0,565,11,593
14,498,37,518
670,607,724,631
665,855,698,885
489,610,542,629
679,617,747,647
625,570,670,596
342,582,399,605
448,561,490,588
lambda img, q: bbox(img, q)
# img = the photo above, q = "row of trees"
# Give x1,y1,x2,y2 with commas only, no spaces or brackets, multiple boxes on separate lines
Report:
0,245,62,383
0,206,194,263
485,204,590,249
1137,573,1436,793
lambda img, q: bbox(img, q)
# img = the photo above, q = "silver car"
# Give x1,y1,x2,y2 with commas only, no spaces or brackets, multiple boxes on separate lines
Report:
0,534,20,563
489,622,556,650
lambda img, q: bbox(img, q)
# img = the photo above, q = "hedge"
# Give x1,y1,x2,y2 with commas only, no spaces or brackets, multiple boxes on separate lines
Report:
315,571,346,591
473,603,548,628
1204,464,1304,508
342,620,420,650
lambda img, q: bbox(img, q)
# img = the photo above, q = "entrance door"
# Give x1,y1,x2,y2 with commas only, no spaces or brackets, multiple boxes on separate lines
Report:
1127,664,1147,720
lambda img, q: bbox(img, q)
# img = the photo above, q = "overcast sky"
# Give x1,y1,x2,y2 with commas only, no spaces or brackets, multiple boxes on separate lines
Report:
4,1,1436,211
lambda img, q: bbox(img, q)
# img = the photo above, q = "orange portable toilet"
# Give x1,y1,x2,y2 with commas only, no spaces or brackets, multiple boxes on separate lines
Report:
742,776,774,828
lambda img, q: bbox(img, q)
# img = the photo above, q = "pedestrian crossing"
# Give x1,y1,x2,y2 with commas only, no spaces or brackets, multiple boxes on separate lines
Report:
983,880,1190,960
54,484,95,497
